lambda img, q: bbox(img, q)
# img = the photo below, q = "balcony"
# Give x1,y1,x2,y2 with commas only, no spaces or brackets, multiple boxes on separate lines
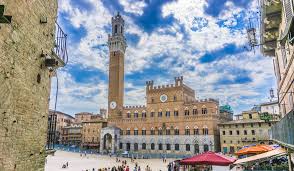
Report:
270,109,294,149
46,22,68,69
260,0,282,57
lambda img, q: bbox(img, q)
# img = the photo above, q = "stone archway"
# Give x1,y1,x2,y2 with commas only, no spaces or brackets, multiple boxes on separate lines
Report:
100,126,121,154
103,133,112,152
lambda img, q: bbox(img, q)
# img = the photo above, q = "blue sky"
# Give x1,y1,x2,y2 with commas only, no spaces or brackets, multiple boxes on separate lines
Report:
50,0,276,116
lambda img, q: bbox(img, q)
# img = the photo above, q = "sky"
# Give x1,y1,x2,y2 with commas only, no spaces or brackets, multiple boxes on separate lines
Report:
50,0,277,116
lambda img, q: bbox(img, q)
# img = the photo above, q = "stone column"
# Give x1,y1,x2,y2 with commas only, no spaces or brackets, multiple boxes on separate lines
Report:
288,153,293,171
100,137,104,154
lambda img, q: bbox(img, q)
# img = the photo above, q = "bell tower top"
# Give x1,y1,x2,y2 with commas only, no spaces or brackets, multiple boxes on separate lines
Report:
111,12,124,36
108,12,127,54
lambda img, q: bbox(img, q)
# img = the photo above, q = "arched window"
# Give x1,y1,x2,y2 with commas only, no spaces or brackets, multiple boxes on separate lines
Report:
185,126,190,135
166,127,171,135
142,128,146,135
175,144,180,151
126,143,130,151
202,106,207,114
150,110,155,117
134,111,139,118
142,143,146,150
151,143,155,150
174,127,179,135
193,106,198,115
150,127,155,135
114,25,118,33
142,110,146,118
158,143,163,150
158,127,163,135
203,126,208,135
127,111,131,118
204,144,209,152
184,107,189,116
186,144,190,151
158,109,162,117
193,126,199,135
194,144,199,154
119,143,123,149
126,128,130,135
174,109,179,116
134,143,138,151
166,109,170,117
166,144,171,150
134,128,138,135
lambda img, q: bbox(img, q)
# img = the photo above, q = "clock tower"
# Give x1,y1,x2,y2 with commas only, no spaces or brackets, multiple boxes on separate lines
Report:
108,12,126,119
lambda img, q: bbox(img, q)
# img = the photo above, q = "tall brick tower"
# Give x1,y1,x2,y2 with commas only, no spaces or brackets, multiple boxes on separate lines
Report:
108,13,126,119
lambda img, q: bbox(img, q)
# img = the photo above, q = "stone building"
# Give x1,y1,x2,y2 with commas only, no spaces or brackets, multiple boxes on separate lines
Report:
219,110,279,154
49,110,75,144
75,112,93,123
260,0,294,149
81,115,107,149
99,13,232,157
260,100,280,116
61,123,83,146
0,1,66,170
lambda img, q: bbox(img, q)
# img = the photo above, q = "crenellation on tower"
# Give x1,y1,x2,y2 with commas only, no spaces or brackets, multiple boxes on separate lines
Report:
174,76,183,86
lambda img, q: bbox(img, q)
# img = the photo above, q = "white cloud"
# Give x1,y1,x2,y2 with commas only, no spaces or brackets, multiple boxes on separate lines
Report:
119,0,146,15
53,0,276,115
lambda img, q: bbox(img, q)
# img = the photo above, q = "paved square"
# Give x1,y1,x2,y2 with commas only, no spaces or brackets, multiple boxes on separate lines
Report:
45,151,174,171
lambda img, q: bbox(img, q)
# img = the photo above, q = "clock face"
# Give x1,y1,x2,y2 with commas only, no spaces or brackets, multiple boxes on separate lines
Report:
110,101,117,109
160,94,168,102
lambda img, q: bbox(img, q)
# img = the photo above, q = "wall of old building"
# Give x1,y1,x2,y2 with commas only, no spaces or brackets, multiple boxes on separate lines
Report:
0,1,57,170
274,7,294,117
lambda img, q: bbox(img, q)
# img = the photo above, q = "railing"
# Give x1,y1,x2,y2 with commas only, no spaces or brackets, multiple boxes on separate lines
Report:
270,109,294,148
53,22,68,65
47,113,57,150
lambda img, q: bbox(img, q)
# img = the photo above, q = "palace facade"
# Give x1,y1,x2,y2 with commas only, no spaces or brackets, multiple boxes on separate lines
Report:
99,13,232,157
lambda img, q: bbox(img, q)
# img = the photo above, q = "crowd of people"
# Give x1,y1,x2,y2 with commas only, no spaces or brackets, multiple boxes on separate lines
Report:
80,158,153,171
76,155,172,171
57,152,182,171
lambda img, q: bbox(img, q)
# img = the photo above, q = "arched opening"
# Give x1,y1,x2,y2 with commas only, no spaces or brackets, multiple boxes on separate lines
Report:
134,143,138,151
194,144,199,154
114,25,118,34
103,133,112,152
142,143,146,150
151,143,155,150
126,143,130,151
204,144,209,152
